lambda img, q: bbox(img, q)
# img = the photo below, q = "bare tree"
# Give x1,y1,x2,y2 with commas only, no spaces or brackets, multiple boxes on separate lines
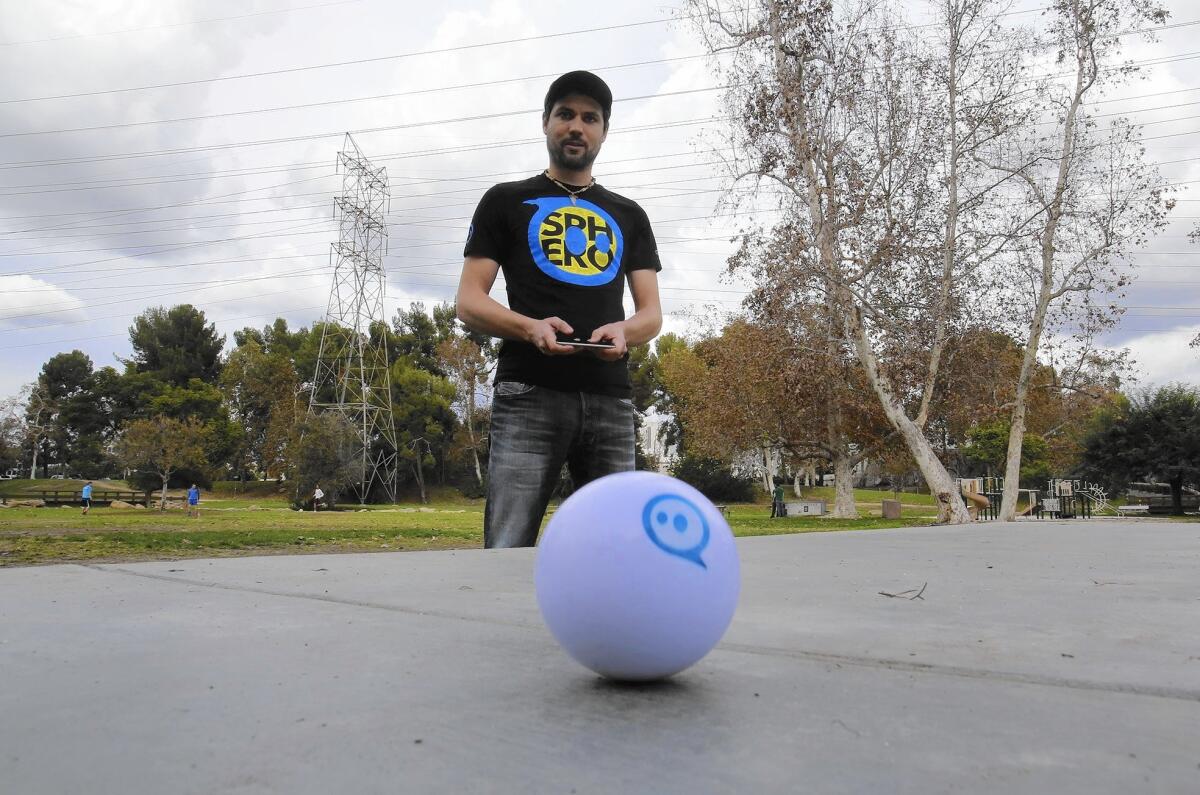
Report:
692,0,1030,522
437,335,492,488
20,382,54,479
990,0,1172,520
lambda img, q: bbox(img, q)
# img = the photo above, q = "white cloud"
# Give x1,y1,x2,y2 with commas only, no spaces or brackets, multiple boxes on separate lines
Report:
0,275,86,330
1117,324,1200,387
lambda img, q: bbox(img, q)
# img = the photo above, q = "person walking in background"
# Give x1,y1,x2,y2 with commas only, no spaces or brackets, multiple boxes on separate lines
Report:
81,480,93,516
187,483,201,518
313,484,324,512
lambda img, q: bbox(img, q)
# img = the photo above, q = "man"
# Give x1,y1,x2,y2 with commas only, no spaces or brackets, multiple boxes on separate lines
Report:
771,481,786,519
456,70,663,549
81,480,92,516
312,484,324,512
187,483,201,519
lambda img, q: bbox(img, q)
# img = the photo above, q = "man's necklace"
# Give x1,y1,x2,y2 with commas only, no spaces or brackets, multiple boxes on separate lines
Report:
544,170,595,205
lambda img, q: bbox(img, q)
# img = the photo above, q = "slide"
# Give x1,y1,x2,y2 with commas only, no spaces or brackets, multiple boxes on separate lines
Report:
962,490,990,520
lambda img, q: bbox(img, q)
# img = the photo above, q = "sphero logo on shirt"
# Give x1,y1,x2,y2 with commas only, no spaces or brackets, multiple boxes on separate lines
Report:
524,197,623,286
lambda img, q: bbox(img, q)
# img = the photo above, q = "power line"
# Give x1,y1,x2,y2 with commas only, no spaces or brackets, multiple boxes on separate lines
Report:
6,6,1187,113
0,15,680,105
3,36,1198,172
0,54,711,139
0,0,364,47
2,97,1197,203
6,70,1198,191
0,87,730,178
0,202,332,240
0,157,732,228
0,265,334,319
3,161,1193,265
0,173,335,240
0,221,334,259
0,251,331,290
6,219,332,277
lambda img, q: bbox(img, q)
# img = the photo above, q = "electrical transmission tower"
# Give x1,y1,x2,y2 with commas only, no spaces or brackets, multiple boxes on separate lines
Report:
308,134,398,503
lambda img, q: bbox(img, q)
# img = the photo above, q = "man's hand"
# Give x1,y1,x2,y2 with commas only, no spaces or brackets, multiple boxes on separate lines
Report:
528,316,579,356
588,322,628,361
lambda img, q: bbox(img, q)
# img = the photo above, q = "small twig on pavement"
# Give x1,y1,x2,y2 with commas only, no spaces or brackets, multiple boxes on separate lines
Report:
879,582,927,600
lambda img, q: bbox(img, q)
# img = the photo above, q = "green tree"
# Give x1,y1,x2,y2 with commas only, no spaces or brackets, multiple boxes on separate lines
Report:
392,302,455,375
391,359,457,503
128,305,224,386
670,454,756,503
235,318,323,382
642,332,691,453
220,338,300,480
962,421,1051,487
146,379,226,421
1081,385,1200,514
288,412,360,509
117,416,207,510
32,351,109,477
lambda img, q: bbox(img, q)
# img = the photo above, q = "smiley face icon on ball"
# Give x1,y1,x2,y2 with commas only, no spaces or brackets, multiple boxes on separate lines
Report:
642,494,710,569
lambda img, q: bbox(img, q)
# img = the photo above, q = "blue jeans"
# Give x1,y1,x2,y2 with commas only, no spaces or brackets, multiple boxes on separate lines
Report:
485,382,636,548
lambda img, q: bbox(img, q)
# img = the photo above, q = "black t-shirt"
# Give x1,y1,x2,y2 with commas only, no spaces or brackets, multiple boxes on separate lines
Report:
463,173,661,397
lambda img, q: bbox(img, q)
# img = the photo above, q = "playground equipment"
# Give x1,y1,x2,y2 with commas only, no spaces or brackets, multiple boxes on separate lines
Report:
1077,482,1115,515
955,477,1110,520
956,478,992,520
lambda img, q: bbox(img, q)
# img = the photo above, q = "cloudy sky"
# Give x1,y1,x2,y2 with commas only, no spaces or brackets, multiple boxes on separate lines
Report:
1,0,1197,401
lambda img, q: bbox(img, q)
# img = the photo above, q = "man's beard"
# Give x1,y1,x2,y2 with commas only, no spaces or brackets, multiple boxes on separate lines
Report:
547,135,599,173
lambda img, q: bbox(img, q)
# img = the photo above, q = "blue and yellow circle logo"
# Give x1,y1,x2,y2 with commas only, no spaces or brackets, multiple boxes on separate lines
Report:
524,197,624,286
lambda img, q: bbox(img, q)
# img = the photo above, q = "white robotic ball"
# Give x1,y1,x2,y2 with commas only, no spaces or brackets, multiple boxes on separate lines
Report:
535,471,740,681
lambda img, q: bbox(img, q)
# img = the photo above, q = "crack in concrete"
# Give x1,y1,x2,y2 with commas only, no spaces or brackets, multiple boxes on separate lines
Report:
718,642,1200,703
81,563,539,631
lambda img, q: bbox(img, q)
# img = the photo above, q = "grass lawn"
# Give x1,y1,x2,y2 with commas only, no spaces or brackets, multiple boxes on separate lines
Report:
0,481,942,567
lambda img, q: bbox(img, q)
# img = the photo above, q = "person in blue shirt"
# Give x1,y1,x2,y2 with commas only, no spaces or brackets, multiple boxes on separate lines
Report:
187,484,201,518
81,481,93,516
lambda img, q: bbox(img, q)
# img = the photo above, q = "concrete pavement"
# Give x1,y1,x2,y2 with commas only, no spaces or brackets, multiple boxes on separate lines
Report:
2,520,1198,794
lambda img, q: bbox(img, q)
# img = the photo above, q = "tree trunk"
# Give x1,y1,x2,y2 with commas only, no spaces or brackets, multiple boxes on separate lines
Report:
1171,474,1184,515
999,272,1053,521
916,5,961,430
824,400,858,519
847,308,971,523
999,367,1031,521
465,375,484,488
792,470,802,497
1000,18,1089,520
832,447,857,519
29,440,39,480
160,474,169,512
761,444,774,494
413,458,427,504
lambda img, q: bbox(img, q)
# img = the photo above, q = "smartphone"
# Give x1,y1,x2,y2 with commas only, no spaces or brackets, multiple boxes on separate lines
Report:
556,335,615,349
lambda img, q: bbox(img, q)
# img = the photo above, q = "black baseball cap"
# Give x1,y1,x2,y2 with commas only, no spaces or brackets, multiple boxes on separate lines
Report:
543,71,612,125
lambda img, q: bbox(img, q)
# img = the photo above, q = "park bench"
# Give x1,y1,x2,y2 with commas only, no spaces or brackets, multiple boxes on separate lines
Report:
1115,504,1150,516
3,488,153,507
